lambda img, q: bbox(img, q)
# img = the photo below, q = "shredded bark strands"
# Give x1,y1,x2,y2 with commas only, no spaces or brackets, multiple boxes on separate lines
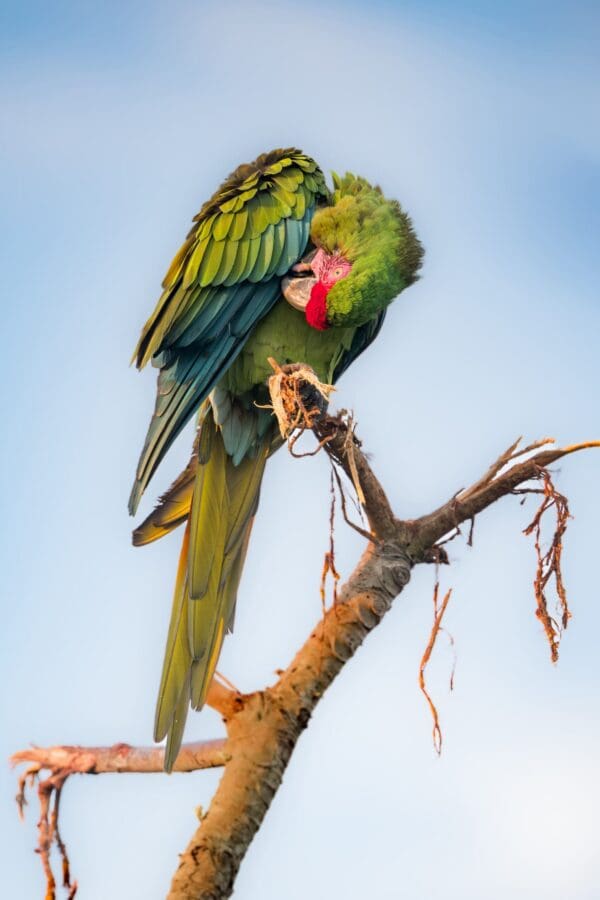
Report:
418,583,454,755
331,464,374,542
265,358,335,446
515,469,573,662
341,414,366,506
15,765,77,900
266,362,372,542
319,471,341,613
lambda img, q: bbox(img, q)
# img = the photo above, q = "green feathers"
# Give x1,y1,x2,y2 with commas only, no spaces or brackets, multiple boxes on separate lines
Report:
132,457,195,546
310,173,424,327
130,148,425,770
132,149,328,370
128,149,328,516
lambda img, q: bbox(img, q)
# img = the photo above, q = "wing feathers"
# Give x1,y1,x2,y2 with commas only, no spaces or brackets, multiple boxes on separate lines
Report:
130,149,328,509
132,458,196,546
133,149,327,369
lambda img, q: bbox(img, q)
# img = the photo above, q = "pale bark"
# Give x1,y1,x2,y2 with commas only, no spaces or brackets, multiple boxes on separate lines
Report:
10,739,229,776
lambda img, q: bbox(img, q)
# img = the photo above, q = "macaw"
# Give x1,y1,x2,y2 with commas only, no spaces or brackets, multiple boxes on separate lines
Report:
130,148,423,770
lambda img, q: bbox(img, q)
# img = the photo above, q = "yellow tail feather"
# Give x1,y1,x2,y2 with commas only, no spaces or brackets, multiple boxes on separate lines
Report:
132,457,196,546
153,414,269,771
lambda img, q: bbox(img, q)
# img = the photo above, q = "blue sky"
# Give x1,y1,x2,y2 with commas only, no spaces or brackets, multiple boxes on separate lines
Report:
2,1,600,897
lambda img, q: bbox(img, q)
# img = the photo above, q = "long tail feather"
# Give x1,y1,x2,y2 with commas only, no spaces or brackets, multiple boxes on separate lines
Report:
163,675,191,773
153,412,270,770
222,516,255,634
154,521,192,744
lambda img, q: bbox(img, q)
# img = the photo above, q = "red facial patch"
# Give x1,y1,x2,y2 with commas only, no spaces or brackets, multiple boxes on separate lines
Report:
305,282,330,331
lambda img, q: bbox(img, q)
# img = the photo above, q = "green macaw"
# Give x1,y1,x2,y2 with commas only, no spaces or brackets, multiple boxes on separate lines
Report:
130,148,423,770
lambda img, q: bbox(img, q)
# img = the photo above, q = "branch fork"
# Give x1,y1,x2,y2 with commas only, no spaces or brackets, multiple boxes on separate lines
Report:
11,362,600,899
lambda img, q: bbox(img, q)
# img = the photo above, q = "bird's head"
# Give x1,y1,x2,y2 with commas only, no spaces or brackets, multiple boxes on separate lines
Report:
282,173,424,330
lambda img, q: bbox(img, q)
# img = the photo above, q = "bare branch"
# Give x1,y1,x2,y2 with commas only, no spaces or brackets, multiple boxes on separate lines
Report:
11,739,229,776
316,413,398,539
11,740,230,896
266,362,396,538
407,439,600,557
206,677,242,719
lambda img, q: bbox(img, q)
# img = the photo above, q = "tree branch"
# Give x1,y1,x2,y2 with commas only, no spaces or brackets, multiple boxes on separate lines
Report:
165,412,600,898
11,383,599,900
313,414,398,539
168,538,411,899
406,437,600,557
10,739,229,900
10,739,229,777
206,677,242,719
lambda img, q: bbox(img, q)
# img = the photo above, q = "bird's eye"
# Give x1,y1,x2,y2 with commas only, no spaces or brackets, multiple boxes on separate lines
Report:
332,267,343,279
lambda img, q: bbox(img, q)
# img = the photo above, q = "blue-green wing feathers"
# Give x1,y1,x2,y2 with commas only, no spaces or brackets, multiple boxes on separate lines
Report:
129,148,328,514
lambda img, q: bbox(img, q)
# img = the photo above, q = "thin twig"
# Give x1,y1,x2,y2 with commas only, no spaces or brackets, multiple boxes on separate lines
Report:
418,583,453,755
319,471,341,611
331,464,374,542
410,440,600,555
342,415,366,506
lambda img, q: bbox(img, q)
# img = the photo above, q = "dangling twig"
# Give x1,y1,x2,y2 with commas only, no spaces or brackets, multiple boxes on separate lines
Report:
320,470,341,612
418,583,454,755
519,468,572,662
330,465,374,542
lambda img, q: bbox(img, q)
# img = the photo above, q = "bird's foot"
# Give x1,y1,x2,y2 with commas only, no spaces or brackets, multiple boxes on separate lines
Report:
266,359,335,441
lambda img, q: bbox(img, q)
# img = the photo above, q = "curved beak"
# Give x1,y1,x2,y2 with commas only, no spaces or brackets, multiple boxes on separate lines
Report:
282,248,318,311
281,273,317,311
